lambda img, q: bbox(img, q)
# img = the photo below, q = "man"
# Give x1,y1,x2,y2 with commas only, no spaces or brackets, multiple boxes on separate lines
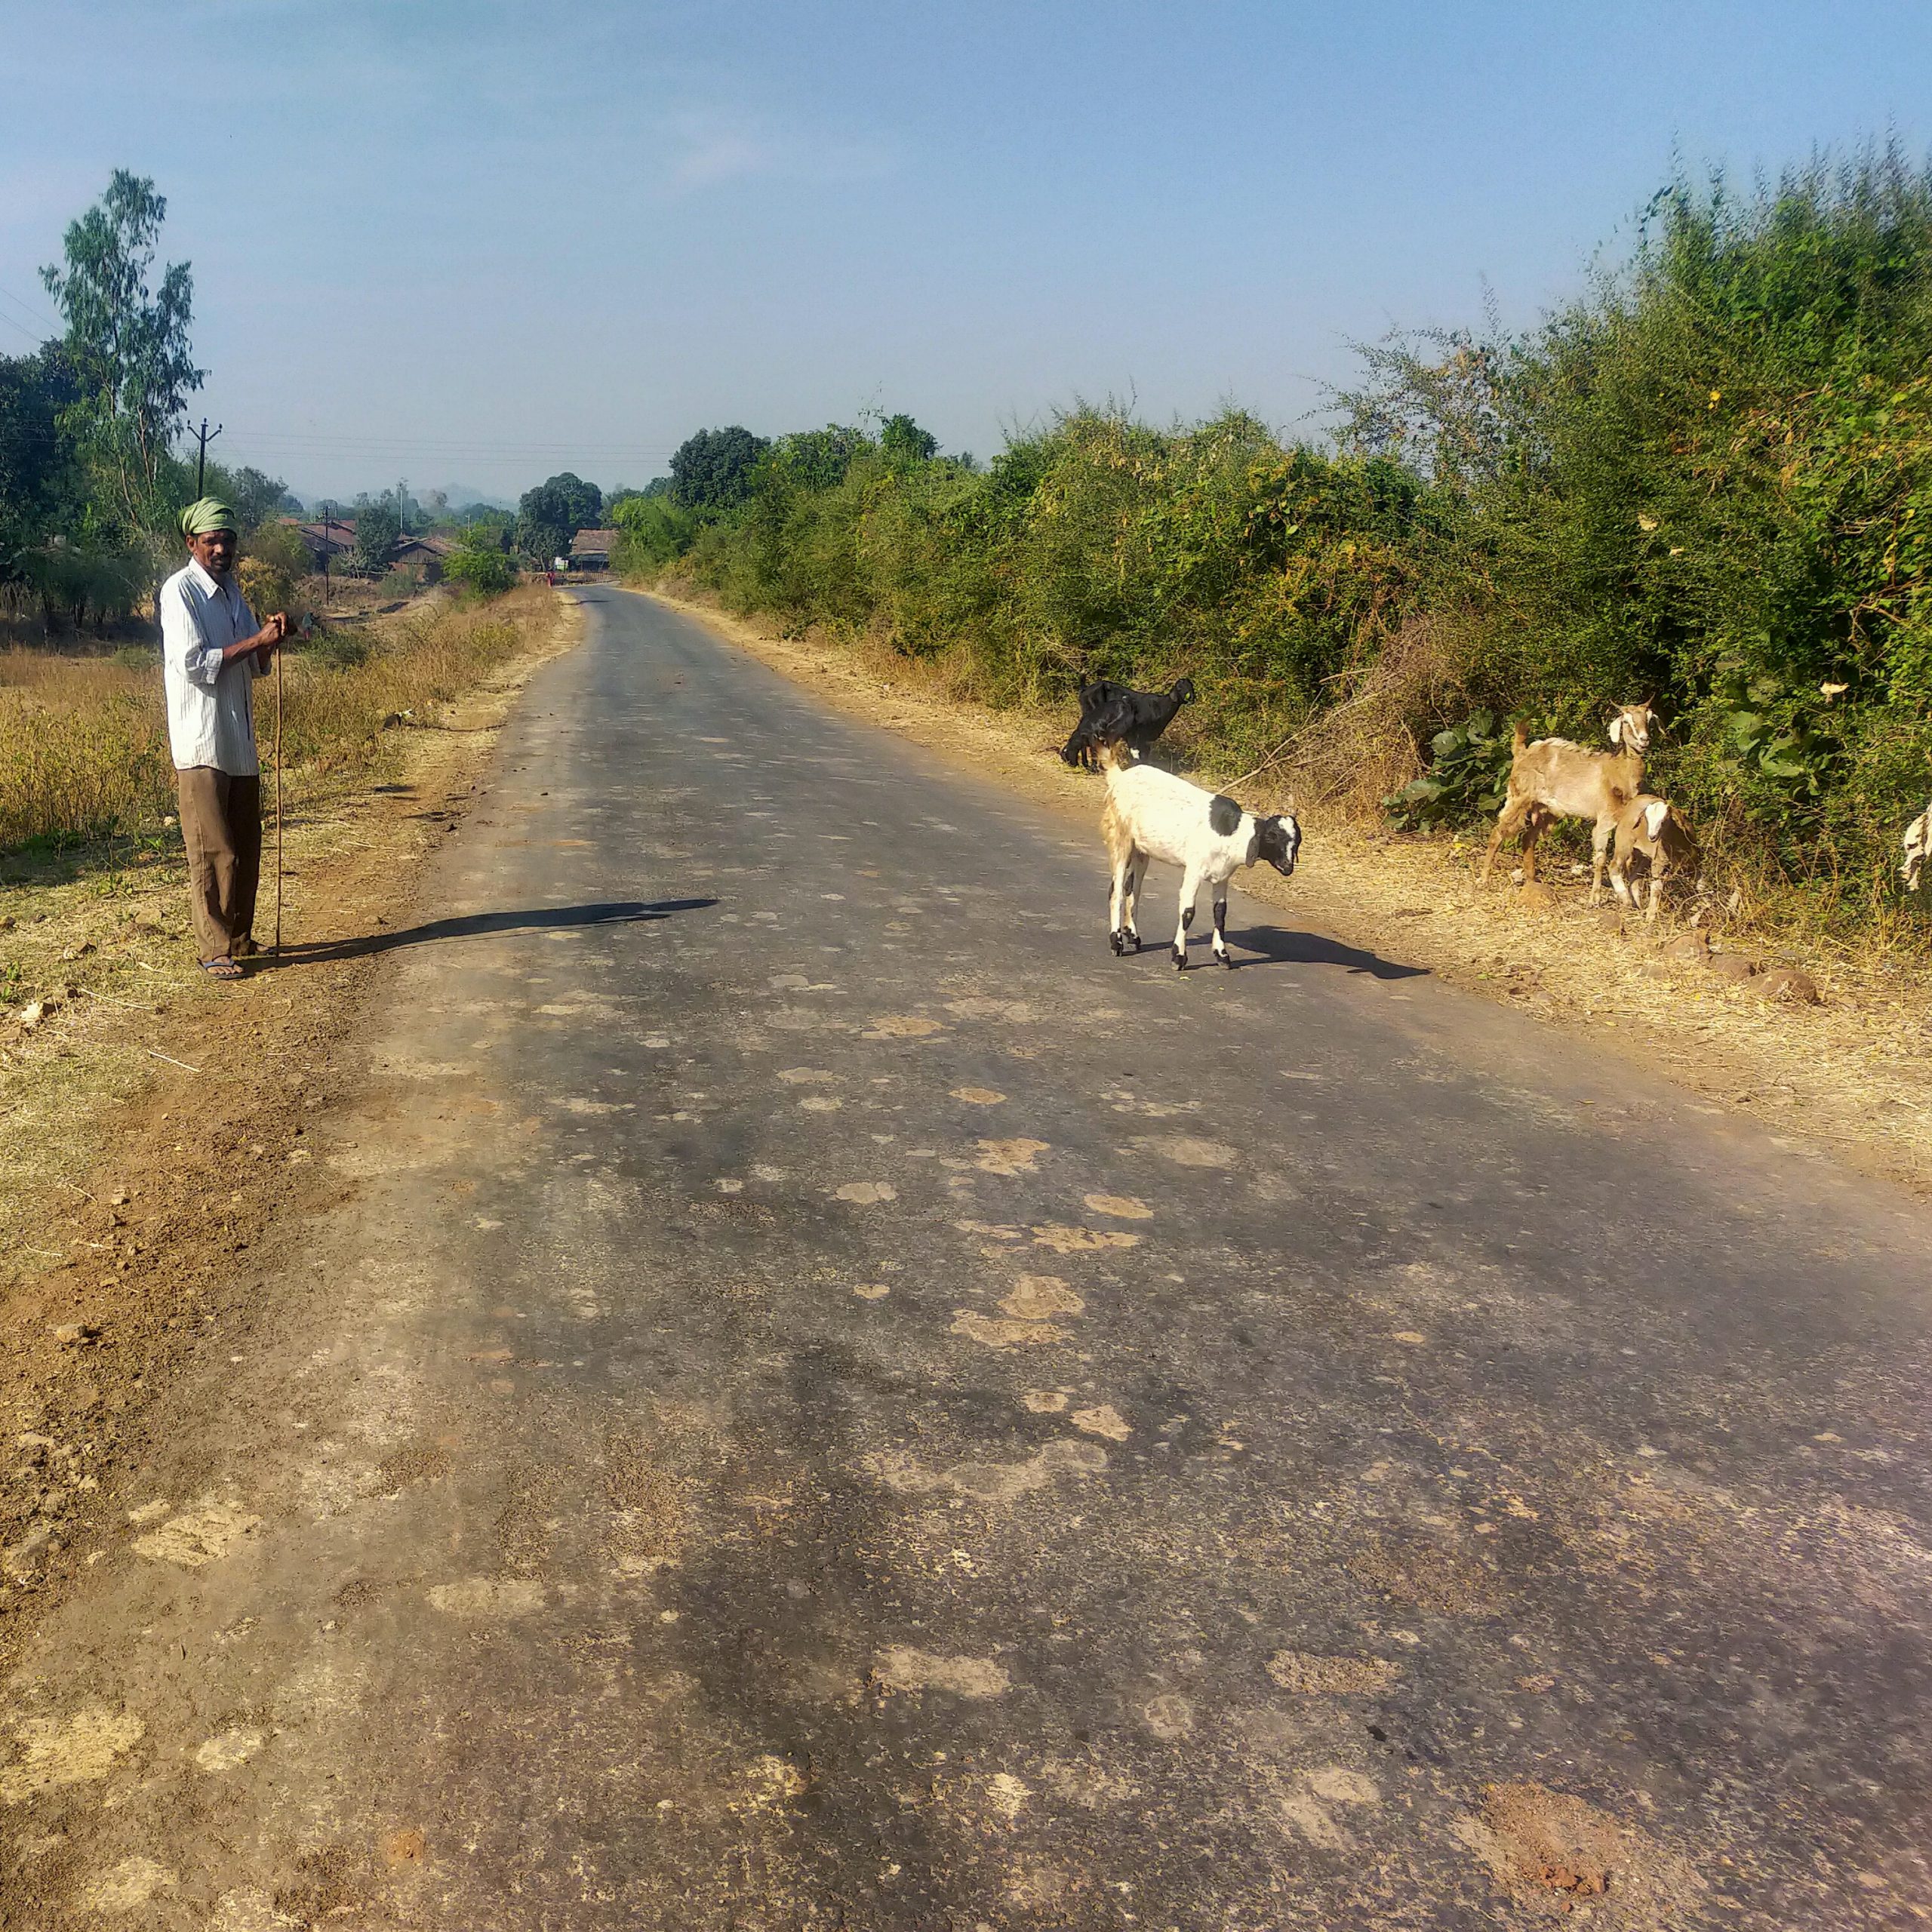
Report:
158,497,288,979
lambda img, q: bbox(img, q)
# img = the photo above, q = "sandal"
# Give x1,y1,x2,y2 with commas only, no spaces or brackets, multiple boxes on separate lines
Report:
199,957,245,980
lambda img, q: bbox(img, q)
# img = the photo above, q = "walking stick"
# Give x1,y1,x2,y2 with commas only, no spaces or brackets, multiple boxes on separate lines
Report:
274,640,285,956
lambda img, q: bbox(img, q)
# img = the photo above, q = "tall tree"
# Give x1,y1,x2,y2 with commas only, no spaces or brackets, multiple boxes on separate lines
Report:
669,427,769,515
205,462,293,537
354,498,401,574
880,413,938,466
515,472,601,562
41,171,204,532
0,346,80,549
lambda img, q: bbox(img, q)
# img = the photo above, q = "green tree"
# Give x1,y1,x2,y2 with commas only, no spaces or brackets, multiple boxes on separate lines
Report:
880,413,938,466
0,346,80,550
609,492,695,572
515,471,601,562
205,461,293,537
40,171,203,531
444,525,517,595
669,426,769,515
353,498,401,574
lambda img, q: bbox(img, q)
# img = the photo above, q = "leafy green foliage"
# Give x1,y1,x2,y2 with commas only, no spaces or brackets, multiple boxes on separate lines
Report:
1384,712,1515,830
13,539,149,628
610,491,694,574
0,347,80,552
881,414,938,466
442,526,517,595
353,500,401,575
605,144,1932,929
40,170,202,533
205,462,295,538
669,427,769,515
515,472,601,563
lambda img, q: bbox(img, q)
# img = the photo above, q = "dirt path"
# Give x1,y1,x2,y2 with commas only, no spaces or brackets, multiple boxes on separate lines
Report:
646,589,1932,1198
0,592,580,1672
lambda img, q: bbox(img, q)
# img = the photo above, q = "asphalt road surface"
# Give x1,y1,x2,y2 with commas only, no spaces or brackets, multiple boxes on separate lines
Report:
8,588,1928,1930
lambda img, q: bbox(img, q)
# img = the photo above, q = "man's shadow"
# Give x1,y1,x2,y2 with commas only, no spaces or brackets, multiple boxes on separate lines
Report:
1221,924,1427,980
269,898,716,966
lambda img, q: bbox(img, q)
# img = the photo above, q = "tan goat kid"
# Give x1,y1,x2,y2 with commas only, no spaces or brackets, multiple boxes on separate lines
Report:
1480,700,1658,901
1607,793,1699,923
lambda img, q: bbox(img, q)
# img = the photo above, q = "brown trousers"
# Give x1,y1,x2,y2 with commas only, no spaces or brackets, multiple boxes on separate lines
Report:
177,768,262,964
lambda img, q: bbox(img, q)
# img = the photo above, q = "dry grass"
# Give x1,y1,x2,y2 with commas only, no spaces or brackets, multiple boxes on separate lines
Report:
0,585,547,850
650,585,1932,1198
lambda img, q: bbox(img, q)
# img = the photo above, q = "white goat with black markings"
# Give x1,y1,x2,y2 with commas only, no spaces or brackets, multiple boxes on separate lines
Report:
1100,744,1301,969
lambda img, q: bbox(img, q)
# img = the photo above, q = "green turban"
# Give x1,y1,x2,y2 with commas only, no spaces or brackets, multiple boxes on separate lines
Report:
178,497,236,540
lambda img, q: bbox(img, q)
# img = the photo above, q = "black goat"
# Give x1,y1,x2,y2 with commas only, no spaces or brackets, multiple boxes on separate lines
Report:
1060,675,1196,770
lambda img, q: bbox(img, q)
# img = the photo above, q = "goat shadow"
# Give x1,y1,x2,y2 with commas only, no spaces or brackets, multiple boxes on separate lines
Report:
267,897,717,967
1220,923,1426,982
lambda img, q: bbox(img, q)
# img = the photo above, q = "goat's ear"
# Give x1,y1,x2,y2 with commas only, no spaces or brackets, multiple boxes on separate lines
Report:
1608,715,1625,749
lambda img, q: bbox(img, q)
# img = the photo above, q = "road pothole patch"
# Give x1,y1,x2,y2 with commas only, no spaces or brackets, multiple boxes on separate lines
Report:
1266,1651,1401,1694
872,1647,1011,1699
0,1706,144,1801
426,1577,546,1617
976,1138,1049,1176
131,1497,260,1569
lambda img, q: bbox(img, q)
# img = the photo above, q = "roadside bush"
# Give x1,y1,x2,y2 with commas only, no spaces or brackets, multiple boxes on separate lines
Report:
1384,712,1515,832
629,145,1932,937
442,534,516,596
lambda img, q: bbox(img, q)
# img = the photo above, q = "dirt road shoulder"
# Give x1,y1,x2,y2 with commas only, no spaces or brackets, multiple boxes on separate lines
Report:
0,589,580,1663
647,586,1932,1199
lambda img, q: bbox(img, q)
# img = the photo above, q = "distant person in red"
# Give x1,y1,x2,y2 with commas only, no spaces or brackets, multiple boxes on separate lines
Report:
158,498,288,979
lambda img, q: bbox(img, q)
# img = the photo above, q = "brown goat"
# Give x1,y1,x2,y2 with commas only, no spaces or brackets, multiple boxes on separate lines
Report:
1480,700,1658,900
1608,793,1700,922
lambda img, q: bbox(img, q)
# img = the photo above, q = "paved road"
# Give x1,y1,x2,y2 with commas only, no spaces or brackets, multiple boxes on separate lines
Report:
7,589,1928,1930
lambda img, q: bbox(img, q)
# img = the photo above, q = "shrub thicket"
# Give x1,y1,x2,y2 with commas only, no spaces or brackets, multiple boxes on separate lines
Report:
635,152,1932,934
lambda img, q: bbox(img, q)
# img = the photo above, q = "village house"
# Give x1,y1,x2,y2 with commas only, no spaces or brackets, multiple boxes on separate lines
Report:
568,528,616,572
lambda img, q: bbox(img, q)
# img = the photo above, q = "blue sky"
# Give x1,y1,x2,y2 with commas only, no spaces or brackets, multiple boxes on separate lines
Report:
1,0,1926,503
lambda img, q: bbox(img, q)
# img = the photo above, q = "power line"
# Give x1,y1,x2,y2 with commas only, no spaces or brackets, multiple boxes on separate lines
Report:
220,434,680,457
0,280,58,333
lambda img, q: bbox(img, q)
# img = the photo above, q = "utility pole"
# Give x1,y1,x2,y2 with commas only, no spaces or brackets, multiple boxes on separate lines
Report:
397,479,407,540
193,417,223,494
319,500,333,614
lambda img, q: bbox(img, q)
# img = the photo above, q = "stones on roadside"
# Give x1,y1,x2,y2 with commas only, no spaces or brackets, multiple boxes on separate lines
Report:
1703,950,1760,984
1756,966,1822,1004
51,1321,100,1348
